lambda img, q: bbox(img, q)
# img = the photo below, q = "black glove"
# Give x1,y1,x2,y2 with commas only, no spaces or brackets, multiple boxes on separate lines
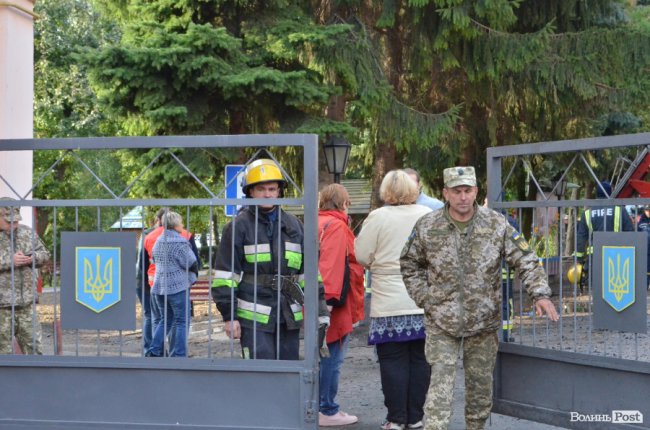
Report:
280,279,304,305
579,263,588,294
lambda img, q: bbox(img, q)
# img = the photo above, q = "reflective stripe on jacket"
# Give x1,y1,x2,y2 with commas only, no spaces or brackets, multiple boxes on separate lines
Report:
211,206,305,332
575,206,634,258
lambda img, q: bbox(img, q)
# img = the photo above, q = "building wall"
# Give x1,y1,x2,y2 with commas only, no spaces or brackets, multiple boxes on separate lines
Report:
0,0,35,226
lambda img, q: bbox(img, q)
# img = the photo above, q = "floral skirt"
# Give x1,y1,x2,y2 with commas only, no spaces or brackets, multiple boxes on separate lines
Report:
368,314,426,345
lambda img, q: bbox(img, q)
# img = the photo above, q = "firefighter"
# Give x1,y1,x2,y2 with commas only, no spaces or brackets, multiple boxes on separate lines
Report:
211,158,327,360
575,180,634,291
483,197,518,343
501,212,519,342
635,204,650,289
501,266,516,342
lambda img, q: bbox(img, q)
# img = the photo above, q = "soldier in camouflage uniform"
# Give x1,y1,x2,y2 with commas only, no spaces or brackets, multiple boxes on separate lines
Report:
0,198,50,354
400,167,558,430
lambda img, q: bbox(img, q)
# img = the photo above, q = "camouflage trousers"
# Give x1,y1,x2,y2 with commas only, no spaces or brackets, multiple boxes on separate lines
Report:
0,305,43,355
423,329,498,430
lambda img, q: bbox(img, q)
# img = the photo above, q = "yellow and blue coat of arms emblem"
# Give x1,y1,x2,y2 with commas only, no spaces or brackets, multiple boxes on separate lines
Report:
75,247,121,313
602,246,635,312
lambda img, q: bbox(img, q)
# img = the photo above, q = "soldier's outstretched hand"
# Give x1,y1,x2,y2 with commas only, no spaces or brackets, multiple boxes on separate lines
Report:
535,298,559,321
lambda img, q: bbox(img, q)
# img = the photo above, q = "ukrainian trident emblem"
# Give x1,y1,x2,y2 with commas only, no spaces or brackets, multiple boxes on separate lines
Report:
602,246,635,312
75,247,121,313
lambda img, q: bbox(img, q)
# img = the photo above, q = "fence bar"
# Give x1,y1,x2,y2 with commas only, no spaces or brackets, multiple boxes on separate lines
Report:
0,134,319,429
489,132,650,429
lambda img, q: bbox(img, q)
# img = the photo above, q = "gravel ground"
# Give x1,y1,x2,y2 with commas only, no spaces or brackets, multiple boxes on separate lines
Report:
38,295,235,358
35,290,650,429
335,327,565,430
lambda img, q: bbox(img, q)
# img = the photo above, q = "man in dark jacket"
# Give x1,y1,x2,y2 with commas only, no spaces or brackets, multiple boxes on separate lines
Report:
211,159,311,360
575,180,635,267
635,204,650,289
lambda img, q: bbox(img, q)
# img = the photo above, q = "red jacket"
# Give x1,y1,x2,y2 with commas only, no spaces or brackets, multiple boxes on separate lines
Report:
318,210,364,344
143,226,192,287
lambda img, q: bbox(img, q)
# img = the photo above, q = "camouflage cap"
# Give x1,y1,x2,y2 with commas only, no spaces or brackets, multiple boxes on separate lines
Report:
443,166,477,188
0,197,22,222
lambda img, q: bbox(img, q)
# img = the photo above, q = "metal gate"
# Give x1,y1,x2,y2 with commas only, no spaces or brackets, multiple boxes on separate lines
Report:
0,134,320,429
487,132,650,430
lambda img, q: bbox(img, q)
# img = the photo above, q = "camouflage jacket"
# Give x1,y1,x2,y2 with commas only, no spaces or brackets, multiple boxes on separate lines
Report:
0,225,50,307
400,204,551,338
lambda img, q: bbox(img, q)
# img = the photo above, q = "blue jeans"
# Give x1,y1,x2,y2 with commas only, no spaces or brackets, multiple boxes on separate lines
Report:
136,283,152,353
151,291,175,353
150,291,189,357
319,334,349,416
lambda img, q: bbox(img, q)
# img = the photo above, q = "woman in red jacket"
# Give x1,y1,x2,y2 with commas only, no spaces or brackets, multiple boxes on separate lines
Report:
317,183,364,427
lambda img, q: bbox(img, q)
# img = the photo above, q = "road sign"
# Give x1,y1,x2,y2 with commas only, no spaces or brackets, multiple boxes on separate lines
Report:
225,164,245,217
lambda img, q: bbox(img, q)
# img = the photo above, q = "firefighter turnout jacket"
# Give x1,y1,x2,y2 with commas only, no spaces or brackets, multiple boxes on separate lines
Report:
575,206,634,260
211,206,305,333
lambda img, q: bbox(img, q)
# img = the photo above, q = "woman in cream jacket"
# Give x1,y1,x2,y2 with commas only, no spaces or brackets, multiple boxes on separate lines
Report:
355,169,434,430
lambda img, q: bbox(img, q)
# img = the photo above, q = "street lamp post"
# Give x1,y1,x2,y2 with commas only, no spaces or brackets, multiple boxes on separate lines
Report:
323,135,351,184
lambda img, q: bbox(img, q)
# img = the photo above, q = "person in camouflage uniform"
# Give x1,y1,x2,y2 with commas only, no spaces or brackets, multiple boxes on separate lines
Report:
0,198,50,354
400,167,558,430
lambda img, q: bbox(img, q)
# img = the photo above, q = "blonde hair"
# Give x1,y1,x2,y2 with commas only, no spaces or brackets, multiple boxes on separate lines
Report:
380,170,419,205
319,183,350,211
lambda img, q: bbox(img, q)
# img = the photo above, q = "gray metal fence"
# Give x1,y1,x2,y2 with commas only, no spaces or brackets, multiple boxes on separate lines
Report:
0,134,320,429
488,132,650,430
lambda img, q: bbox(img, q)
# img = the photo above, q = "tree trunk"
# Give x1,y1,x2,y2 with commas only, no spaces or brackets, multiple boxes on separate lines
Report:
321,94,347,190
370,1,402,208
229,110,246,135
522,175,536,241
317,3,352,191
228,111,248,165
564,187,579,256
370,142,397,208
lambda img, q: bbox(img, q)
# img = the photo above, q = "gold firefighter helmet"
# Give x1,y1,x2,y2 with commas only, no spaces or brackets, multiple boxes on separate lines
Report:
242,159,287,196
567,263,583,284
